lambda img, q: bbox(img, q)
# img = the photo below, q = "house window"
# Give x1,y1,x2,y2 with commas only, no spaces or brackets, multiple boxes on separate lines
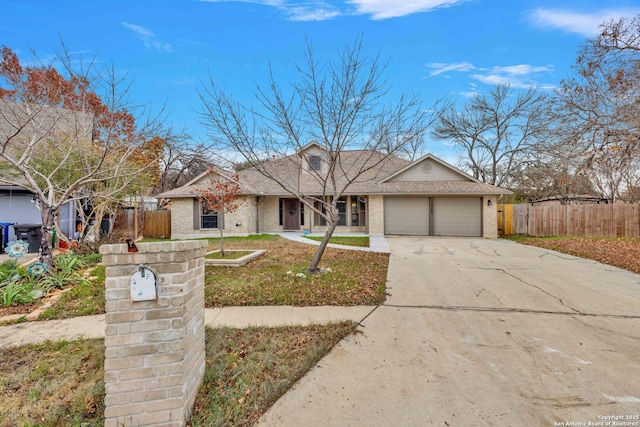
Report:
309,155,321,171
337,197,347,226
314,196,358,227
315,199,327,226
350,196,366,227
351,196,360,226
201,205,219,229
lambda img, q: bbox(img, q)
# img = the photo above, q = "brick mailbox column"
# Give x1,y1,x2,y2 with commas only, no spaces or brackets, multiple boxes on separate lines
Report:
100,240,208,427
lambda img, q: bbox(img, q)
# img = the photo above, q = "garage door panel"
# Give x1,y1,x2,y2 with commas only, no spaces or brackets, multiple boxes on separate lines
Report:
433,198,482,237
384,197,429,235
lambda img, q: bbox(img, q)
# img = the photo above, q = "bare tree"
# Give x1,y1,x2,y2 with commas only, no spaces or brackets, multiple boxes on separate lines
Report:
152,129,215,196
587,144,640,202
199,37,439,272
542,14,640,203
0,45,161,267
556,14,639,159
432,84,547,187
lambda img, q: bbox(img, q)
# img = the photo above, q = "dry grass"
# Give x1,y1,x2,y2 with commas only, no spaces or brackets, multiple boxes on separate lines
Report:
205,236,389,306
191,322,356,426
1,235,388,322
0,323,355,427
506,236,640,274
0,339,105,427
303,235,370,247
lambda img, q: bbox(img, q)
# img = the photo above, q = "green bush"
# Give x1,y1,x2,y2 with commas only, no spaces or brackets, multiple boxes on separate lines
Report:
0,260,27,282
0,252,100,308
0,276,51,307
54,253,87,273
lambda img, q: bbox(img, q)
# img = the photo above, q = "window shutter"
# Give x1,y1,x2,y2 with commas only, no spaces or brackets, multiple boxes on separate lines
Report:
193,199,200,230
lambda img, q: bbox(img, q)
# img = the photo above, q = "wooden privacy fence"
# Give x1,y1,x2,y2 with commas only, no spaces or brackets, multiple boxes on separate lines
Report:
113,209,171,238
143,210,171,238
498,203,640,238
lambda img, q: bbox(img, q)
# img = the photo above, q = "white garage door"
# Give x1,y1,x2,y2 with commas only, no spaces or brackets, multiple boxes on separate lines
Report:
384,197,429,235
432,198,482,237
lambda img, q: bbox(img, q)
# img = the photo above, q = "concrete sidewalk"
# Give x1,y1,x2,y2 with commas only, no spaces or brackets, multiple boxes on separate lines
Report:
276,232,391,253
0,252,39,265
0,306,375,349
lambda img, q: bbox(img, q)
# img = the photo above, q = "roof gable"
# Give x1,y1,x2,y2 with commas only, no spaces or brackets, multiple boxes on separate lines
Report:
298,141,326,154
184,167,239,187
381,154,477,183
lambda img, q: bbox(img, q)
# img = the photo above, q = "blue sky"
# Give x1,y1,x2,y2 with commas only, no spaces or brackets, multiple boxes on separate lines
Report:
2,0,639,159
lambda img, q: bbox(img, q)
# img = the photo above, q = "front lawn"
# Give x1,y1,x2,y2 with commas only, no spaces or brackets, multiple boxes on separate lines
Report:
303,235,370,247
505,235,640,274
1,234,388,321
205,236,388,306
0,323,355,426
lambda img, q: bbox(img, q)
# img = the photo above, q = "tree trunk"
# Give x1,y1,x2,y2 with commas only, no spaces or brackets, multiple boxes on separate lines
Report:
39,206,57,269
308,219,338,273
219,227,225,256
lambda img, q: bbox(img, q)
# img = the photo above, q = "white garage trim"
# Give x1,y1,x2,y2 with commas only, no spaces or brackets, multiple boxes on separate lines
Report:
432,197,482,237
384,197,429,235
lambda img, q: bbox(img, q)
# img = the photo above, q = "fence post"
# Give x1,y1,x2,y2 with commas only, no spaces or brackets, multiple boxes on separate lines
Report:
100,240,207,427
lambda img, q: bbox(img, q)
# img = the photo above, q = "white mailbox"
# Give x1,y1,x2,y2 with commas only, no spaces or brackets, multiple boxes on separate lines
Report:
130,265,157,301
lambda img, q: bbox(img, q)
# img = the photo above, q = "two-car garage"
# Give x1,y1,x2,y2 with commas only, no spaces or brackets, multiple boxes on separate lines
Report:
383,196,482,237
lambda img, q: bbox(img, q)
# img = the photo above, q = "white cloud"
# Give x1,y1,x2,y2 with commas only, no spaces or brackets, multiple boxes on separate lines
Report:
287,5,342,21
489,65,550,76
122,22,173,53
199,0,466,21
459,90,479,98
426,62,475,77
528,8,638,37
198,0,340,21
427,61,555,89
347,0,466,19
472,64,555,89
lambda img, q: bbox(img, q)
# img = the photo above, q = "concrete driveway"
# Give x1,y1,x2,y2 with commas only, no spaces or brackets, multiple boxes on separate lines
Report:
258,237,640,426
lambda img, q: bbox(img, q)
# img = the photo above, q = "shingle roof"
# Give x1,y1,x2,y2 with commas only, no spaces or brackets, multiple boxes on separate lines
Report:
157,150,511,198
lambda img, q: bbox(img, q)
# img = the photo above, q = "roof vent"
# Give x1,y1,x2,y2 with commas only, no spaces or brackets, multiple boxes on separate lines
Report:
421,161,433,174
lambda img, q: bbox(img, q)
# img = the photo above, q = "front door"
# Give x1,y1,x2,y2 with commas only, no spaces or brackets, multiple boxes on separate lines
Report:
283,198,300,230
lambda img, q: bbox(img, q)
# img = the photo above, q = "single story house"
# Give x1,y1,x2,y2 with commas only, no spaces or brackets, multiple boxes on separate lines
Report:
158,143,511,239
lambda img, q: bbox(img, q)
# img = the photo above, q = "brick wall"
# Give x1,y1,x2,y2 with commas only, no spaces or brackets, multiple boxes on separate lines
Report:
368,195,385,235
258,196,281,232
100,240,207,427
482,196,497,239
170,197,253,239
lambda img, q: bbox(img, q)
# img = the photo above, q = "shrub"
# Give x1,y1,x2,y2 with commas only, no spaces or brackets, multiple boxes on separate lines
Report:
54,253,87,273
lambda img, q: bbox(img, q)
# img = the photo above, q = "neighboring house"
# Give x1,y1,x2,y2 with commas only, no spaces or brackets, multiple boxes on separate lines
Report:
0,185,77,241
0,100,91,243
157,143,511,239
